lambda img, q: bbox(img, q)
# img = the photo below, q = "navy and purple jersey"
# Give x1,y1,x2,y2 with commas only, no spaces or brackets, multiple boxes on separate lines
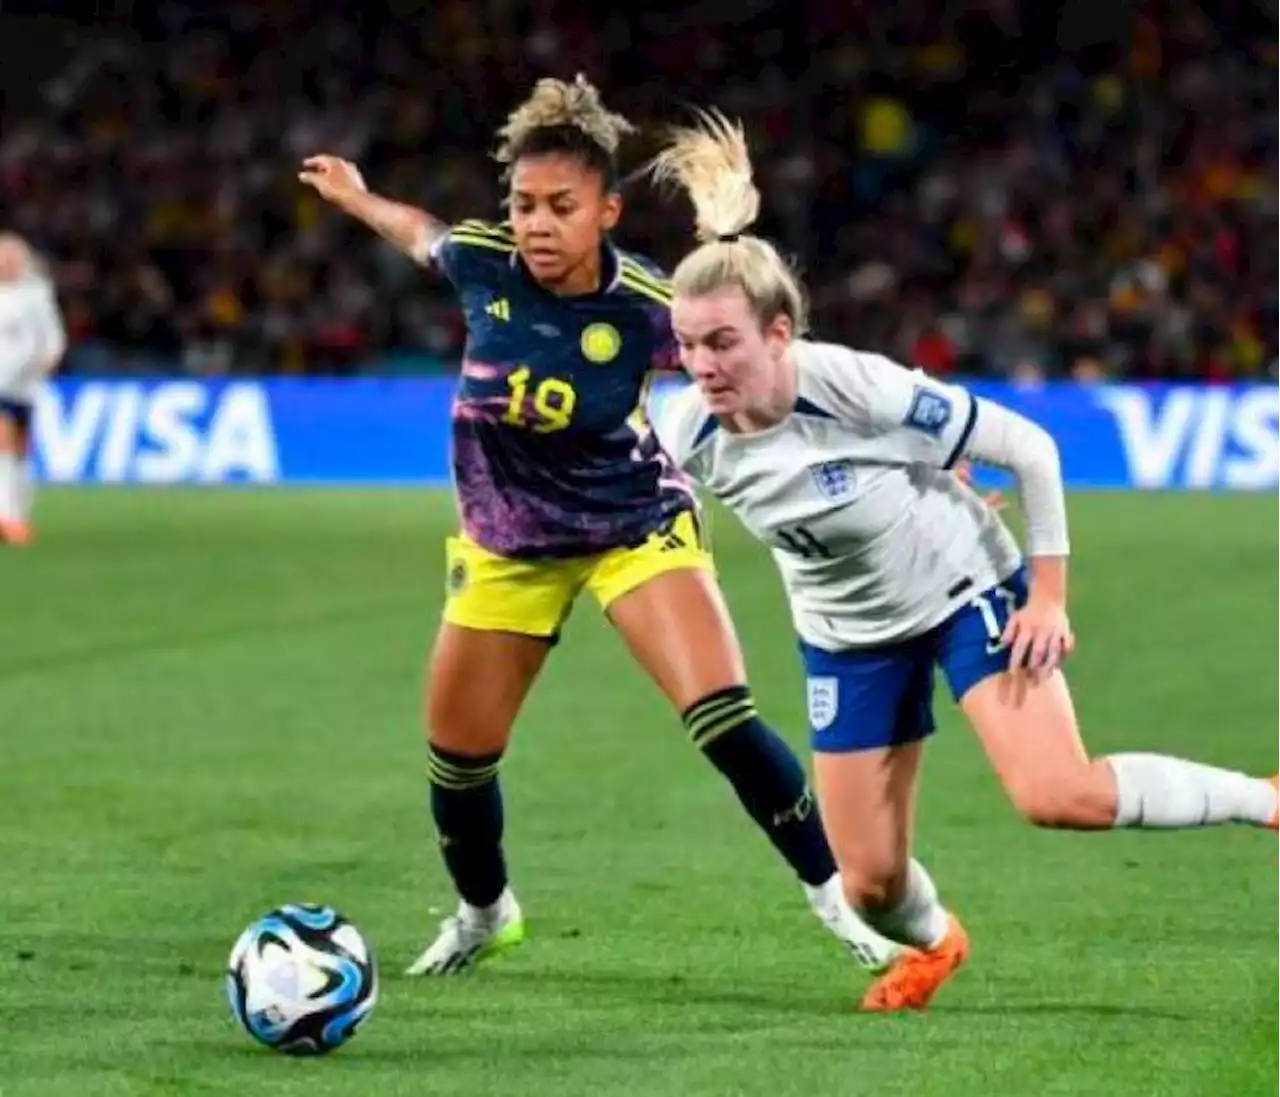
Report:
429,218,693,559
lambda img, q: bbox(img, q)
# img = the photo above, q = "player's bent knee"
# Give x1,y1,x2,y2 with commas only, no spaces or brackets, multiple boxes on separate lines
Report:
1012,794,1077,829
1004,770,1116,829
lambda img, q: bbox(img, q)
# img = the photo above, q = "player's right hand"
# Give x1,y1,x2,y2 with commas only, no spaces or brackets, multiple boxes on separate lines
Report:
1002,597,1074,678
298,155,368,202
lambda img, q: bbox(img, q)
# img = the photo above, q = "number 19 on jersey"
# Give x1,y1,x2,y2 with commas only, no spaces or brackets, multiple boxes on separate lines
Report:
503,366,578,433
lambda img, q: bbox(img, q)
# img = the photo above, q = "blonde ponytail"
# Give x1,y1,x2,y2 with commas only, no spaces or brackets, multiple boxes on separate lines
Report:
647,110,807,332
646,109,759,243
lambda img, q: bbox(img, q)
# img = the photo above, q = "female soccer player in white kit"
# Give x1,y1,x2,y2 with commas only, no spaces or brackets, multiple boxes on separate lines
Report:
0,233,65,545
647,112,1279,1010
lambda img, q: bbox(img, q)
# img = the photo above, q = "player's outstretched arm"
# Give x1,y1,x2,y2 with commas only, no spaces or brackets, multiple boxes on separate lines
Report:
299,155,446,265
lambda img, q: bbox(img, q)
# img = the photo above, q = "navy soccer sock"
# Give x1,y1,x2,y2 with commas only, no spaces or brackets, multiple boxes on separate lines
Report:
427,743,508,908
683,686,837,887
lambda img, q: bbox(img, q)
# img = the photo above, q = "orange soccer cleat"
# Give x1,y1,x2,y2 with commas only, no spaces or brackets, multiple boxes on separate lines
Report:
859,914,970,1012
0,519,33,546
1268,774,1278,831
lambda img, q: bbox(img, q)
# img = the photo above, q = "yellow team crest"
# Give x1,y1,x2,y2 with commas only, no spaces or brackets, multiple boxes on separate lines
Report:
580,322,621,364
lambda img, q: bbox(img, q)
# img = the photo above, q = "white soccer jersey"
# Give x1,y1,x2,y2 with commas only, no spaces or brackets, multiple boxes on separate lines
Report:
0,275,66,404
653,341,1068,650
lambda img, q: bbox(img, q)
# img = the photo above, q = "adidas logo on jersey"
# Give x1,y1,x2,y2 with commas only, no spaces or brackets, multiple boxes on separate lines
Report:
485,298,511,321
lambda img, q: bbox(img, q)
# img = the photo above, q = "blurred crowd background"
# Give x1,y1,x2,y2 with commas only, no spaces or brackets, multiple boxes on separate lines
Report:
0,0,1275,381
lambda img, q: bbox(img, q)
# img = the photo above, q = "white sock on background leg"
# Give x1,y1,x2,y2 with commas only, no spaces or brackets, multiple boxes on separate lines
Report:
1108,753,1276,828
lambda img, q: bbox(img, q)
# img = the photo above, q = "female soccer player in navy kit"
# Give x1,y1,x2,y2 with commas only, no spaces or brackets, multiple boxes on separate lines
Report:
647,110,1278,1009
300,77,912,989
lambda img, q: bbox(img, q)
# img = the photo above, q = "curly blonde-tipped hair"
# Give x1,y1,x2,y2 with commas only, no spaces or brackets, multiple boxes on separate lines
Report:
494,74,636,179
647,109,807,333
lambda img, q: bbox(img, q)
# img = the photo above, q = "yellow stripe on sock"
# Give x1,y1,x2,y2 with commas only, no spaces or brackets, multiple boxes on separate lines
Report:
692,706,758,750
428,754,500,789
685,697,755,743
683,695,746,736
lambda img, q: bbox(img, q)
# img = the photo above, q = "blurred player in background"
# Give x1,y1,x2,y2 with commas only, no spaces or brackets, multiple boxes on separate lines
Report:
300,77,911,988
0,233,65,546
649,111,1279,1010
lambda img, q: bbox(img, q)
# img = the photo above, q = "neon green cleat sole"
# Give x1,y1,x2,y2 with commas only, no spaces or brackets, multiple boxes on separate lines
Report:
476,918,527,964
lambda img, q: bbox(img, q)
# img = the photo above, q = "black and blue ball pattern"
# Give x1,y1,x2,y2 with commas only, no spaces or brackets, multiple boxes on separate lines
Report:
226,903,377,1056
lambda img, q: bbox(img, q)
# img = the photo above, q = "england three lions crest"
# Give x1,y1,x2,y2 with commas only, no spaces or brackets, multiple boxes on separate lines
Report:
807,677,839,731
810,459,856,501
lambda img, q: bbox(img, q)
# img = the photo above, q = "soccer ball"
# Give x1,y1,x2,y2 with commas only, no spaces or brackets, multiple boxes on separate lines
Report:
226,903,378,1055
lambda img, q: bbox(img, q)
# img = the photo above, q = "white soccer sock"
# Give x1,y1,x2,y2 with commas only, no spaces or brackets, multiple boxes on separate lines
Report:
0,453,21,523
862,859,951,951
1108,753,1277,828
17,456,33,520
804,874,900,971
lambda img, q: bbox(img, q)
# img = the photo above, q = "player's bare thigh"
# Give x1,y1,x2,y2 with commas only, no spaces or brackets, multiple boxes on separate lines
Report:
960,671,1117,828
813,742,922,909
424,622,552,756
605,567,746,712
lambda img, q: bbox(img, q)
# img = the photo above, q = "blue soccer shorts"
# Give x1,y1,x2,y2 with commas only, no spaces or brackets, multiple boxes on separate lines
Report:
800,566,1029,753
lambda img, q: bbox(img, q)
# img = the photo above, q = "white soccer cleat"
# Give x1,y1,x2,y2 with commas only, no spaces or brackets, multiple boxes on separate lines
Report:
404,889,526,976
804,875,900,973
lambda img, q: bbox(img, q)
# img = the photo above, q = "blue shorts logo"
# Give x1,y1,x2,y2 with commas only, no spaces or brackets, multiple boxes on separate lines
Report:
811,459,856,500
806,676,839,731
904,386,953,437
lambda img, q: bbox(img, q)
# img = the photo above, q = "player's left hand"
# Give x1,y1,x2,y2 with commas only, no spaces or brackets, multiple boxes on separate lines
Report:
1002,597,1074,676
953,461,1006,512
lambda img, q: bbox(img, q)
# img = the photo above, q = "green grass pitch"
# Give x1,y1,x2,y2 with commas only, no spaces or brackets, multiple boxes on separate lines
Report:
0,489,1275,1097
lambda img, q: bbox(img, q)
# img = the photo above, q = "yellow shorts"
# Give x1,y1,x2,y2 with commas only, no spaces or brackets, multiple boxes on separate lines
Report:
442,510,714,638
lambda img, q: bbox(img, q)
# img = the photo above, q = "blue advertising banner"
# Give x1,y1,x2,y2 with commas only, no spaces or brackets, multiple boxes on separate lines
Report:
27,377,1278,490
